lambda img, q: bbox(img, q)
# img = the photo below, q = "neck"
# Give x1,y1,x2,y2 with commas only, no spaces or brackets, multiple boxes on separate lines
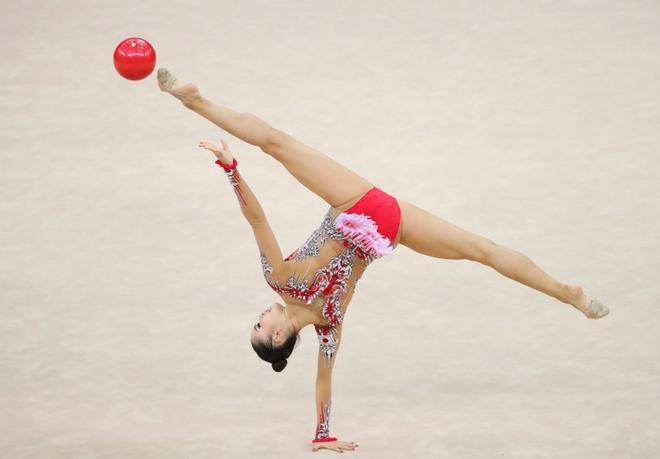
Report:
284,303,318,331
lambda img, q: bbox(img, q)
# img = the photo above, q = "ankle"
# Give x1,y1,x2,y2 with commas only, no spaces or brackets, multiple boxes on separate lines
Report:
558,283,575,304
183,94,204,110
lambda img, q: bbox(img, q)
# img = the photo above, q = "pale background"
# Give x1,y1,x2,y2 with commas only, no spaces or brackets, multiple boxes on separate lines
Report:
1,0,659,458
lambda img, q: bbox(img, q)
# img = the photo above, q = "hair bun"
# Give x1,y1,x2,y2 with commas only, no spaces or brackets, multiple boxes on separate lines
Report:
271,359,287,372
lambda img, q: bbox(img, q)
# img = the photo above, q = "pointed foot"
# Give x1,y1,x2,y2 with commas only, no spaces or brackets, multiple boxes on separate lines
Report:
584,298,610,319
157,67,178,91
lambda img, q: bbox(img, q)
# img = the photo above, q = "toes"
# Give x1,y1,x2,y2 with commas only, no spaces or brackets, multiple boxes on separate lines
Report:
157,68,167,86
586,299,610,319
596,302,610,318
157,67,177,90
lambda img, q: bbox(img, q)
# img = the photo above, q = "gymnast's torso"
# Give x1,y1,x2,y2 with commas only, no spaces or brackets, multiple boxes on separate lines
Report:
261,206,370,326
260,187,403,360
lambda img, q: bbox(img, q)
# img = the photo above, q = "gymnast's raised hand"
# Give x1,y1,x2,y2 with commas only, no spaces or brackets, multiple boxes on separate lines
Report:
198,138,234,165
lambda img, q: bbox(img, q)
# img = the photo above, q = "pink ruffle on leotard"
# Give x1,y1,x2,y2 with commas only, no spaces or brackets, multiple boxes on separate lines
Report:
334,212,394,258
333,186,400,261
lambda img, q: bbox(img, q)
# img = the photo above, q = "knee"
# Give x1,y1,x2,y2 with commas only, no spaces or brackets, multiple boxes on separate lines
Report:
466,238,498,264
260,128,288,157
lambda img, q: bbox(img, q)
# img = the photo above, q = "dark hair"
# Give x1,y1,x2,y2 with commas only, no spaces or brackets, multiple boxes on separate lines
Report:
251,328,300,372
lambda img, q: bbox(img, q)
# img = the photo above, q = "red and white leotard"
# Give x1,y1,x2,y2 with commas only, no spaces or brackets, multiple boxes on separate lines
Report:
260,186,401,363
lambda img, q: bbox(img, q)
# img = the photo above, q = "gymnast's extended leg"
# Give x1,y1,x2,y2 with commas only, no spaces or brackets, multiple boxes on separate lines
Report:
155,68,609,319
397,200,610,319
157,68,373,210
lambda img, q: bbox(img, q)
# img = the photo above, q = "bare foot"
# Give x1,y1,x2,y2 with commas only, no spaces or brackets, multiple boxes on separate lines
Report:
565,285,610,319
157,67,201,107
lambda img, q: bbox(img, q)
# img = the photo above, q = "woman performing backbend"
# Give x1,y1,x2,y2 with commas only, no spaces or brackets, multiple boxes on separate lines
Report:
157,67,610,453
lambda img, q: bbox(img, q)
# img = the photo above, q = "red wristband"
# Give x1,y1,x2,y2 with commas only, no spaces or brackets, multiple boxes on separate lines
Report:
312,436,337,443
215,158,238,171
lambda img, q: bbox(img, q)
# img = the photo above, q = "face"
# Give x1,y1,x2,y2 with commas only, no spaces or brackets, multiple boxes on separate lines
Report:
250,302,286,343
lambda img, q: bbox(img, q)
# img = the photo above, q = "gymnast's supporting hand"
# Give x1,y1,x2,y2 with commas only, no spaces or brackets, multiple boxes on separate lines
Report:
312,439,359,453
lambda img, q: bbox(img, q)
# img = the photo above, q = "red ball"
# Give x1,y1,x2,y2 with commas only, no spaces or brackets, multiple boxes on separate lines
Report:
113,37,156,81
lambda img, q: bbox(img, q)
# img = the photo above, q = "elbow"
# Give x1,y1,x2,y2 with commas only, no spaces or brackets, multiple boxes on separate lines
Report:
316,371,333,383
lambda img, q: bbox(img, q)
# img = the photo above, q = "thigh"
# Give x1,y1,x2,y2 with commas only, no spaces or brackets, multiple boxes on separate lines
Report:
263,130,374,209
398,199,494,261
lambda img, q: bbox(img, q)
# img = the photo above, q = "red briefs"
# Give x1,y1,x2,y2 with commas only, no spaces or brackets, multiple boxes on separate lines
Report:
334,186,401,258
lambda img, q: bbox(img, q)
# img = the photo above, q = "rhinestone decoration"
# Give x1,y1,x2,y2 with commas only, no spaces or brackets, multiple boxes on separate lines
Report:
315,399,332,440
262,205,394,365
222,167,246,206
314,324,338,365
285,208,343,262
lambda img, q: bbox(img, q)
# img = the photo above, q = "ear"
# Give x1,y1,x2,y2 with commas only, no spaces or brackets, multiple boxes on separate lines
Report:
272,328,284,345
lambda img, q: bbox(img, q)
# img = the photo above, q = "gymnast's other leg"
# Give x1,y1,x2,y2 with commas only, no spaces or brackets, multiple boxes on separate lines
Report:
397,200,609,319
157,68,373,210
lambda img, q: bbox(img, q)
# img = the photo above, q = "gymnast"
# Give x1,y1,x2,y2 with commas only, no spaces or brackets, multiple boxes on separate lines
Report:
156,67,609,453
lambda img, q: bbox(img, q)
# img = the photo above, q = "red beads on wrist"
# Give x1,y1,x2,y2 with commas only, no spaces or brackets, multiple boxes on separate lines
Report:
312,436,337,443
215,157,238,171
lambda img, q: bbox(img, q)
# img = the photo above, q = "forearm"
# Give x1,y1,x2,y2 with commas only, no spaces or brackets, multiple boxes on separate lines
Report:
215,161,267,224
190,96,275,148
314,376,335,441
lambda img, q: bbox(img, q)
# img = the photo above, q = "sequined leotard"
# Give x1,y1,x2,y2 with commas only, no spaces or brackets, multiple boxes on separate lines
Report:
260,186,401,365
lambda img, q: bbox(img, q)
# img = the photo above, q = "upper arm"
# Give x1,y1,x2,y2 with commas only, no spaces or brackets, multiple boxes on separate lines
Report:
254,221,294,298
252,220,286,274
316,323,343,379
